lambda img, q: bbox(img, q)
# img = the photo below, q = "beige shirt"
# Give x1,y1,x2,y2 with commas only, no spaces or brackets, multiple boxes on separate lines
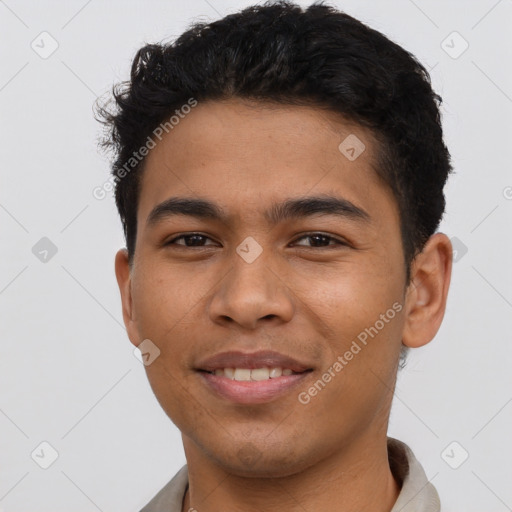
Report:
140,437,440,512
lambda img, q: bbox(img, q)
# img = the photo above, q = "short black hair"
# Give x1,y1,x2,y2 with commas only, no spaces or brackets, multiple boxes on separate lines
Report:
97,0,453,286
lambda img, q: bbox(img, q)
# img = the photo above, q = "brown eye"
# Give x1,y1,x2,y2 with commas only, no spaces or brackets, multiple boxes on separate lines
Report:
167,234,217,247
293,233,346,248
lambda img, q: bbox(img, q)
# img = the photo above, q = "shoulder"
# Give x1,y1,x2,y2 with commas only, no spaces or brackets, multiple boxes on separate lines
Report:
388,437,441,512
139,464,189,512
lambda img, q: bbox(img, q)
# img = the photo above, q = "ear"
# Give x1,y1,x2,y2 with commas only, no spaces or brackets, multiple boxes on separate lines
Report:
402,232,453,348
115,249,140,347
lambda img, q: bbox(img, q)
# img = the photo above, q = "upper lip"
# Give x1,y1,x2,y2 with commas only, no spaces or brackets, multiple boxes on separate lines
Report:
196,350,313,372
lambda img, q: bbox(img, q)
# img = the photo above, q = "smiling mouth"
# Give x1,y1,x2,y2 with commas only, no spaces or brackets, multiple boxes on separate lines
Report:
195,349,314,402
197,367,314,404
199,367,312,381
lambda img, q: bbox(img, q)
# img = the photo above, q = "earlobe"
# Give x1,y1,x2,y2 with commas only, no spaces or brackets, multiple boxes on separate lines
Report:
115,249,139,346
402,233,453,349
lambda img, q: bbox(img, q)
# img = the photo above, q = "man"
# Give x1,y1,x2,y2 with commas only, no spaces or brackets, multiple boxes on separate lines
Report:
97,1,453,510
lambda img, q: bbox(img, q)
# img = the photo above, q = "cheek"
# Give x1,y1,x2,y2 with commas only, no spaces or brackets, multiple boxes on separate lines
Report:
302,279,404,424
303,261,402,332
130,263,219,368
130,265,189,341
297,265,406,400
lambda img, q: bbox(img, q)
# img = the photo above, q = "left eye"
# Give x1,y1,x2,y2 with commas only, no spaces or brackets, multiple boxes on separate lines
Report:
292,233,346,248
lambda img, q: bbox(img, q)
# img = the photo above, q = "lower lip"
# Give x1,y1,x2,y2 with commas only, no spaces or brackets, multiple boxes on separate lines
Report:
198,371,312,404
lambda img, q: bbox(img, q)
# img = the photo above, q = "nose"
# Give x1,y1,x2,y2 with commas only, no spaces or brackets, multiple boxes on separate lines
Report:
208,251,295,330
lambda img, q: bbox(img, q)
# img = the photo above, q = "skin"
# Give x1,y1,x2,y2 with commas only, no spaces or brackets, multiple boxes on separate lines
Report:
115,98,452,512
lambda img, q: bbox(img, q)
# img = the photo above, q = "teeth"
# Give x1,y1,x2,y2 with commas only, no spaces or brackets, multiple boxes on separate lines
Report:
234,368,251,381
269,367,282,378
210,367,297,381
251,368,270,381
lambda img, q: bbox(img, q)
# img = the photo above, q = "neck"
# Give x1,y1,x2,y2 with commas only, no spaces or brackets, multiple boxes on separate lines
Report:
181,431,400,512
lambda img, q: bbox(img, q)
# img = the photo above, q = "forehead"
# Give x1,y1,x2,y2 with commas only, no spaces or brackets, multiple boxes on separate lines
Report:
138,98,397,227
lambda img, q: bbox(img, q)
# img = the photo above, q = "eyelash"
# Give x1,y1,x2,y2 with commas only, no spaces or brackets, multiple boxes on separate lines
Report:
165,232,348,249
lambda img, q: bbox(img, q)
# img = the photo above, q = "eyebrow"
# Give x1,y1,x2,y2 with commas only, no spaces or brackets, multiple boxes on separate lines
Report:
146,195,371,227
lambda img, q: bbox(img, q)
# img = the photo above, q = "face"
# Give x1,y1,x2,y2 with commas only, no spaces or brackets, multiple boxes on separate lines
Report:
116,98,449,478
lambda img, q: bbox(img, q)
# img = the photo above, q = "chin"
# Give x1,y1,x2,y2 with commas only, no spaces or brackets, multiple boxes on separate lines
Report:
210,443,317,479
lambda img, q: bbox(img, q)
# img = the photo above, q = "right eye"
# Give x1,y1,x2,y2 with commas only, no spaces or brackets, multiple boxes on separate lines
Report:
165,233,219,247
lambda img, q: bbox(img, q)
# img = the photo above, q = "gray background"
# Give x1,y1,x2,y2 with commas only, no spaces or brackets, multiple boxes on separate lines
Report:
0,0,511,510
